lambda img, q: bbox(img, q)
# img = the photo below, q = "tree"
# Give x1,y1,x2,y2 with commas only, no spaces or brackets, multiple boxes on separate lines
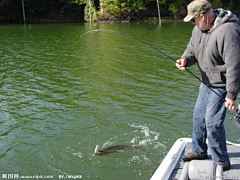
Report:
98,0,147,20
1,0,239,23
0,0,86,23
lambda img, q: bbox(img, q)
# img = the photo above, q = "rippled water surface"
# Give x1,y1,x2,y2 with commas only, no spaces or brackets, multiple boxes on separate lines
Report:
0,22,239,179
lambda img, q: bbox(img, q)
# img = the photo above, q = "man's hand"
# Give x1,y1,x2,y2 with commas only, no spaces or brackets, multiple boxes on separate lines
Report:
225,98,237,111
176,58,187,71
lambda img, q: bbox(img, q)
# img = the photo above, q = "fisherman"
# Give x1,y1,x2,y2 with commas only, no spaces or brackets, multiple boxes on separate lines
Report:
176,0,240,170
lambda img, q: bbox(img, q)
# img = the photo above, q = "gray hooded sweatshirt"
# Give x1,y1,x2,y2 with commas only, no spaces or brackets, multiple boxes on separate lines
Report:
181,9,240,100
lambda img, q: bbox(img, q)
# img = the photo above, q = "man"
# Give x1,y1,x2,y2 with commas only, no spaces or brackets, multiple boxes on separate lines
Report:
176,0,240,170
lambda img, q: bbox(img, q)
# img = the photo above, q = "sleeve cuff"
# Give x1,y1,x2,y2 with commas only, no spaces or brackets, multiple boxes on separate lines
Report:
226,92,238,100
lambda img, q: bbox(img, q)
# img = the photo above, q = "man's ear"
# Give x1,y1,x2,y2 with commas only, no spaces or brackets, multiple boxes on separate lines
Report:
200,14,205,21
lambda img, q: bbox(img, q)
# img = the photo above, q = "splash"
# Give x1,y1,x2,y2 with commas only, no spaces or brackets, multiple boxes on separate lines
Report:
129,123,165,148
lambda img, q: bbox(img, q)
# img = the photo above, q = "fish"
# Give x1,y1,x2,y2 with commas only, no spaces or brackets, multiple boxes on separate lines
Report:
92,145,143,156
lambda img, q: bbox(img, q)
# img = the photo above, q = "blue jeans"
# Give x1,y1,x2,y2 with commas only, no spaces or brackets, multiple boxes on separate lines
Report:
192,83,230,165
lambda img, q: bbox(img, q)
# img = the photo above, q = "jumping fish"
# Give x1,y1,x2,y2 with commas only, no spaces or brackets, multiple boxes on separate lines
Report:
92,145,143,156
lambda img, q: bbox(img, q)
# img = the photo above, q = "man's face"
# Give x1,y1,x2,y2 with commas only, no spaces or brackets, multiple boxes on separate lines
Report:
192,14,209,31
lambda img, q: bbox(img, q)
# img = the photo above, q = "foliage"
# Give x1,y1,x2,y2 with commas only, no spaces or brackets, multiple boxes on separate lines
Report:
167,0,189,18
98,0,147,20
0,0,86,23
0,0,239,23
210,0,222,8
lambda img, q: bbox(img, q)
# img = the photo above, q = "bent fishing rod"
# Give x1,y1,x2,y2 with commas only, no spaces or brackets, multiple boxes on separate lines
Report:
82,29,240,140
81,29,226,101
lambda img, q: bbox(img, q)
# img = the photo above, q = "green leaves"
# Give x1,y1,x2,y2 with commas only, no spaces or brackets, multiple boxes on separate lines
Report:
0,0,239,22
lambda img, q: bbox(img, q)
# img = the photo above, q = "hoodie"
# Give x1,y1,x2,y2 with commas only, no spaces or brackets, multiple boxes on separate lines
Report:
181,9,240,100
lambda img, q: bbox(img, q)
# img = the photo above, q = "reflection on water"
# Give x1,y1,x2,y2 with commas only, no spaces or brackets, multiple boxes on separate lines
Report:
0,22,238,179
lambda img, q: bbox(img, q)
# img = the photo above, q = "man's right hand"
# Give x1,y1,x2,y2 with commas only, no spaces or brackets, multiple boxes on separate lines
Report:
176,58,187,71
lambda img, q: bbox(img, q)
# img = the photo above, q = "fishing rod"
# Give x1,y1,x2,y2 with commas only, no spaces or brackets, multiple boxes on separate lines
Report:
81,29,226,101
82,29,240,140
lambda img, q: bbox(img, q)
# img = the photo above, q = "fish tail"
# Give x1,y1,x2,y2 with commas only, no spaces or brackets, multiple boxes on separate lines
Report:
94,145,99,153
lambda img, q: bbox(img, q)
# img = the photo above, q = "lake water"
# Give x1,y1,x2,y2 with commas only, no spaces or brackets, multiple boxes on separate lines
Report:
0,21,239,179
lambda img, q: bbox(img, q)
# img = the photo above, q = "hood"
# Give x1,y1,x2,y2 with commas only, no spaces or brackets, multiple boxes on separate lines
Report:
210,9,239,32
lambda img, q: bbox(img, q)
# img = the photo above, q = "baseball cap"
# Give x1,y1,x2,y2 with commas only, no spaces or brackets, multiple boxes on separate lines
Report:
184,0,212,22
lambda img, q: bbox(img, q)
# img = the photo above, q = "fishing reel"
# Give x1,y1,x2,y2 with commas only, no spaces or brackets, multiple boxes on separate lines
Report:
229,102,240,142
230,109,240,122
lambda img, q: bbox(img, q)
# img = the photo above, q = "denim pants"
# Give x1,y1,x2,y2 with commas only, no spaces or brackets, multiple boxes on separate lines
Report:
192,83,230,165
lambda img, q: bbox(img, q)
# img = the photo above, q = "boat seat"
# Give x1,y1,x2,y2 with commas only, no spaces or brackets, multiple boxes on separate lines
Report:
179,160,224,180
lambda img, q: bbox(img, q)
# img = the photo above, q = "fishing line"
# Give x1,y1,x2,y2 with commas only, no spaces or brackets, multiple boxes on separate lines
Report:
81,29,225,101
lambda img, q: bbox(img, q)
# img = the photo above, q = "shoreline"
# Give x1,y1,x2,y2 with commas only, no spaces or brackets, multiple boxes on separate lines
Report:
0,18,184,25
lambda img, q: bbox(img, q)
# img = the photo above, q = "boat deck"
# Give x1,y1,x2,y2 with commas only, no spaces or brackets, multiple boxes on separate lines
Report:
171,141,240,180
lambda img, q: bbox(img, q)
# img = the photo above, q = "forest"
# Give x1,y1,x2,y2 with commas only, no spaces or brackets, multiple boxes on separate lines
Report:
0,0,239,23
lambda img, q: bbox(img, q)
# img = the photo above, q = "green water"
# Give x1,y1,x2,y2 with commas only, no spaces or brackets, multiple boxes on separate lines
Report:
0,22,239,179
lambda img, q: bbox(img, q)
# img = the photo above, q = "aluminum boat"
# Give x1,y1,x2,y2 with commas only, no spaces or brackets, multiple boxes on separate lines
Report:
150,138,240,180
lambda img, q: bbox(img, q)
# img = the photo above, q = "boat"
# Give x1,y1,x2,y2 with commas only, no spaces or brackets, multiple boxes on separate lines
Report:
150,138,240,180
